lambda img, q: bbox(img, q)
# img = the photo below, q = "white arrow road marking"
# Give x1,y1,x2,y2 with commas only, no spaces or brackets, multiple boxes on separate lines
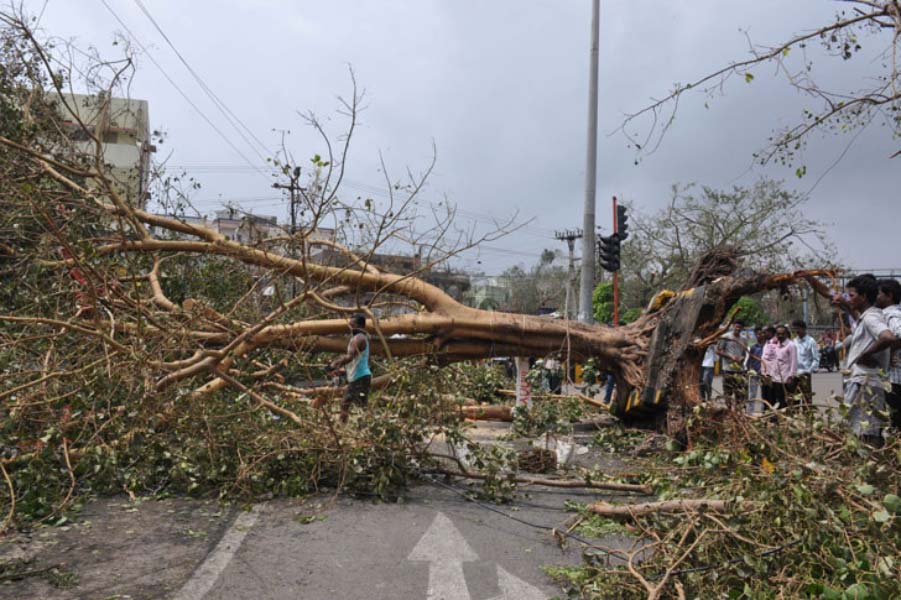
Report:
493,565,548,600
407,512,548,600
408,512,478,600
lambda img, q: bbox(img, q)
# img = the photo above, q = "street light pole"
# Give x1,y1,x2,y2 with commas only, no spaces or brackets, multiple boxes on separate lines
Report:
578,0,600,323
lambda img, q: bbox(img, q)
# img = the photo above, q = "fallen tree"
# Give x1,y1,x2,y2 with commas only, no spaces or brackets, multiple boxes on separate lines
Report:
0,11,837,529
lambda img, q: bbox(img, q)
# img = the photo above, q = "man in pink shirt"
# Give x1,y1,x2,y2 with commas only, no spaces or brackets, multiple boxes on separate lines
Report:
761,324,797,410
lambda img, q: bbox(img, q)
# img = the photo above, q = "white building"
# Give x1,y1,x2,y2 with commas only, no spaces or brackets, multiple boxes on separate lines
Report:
57,93,155,209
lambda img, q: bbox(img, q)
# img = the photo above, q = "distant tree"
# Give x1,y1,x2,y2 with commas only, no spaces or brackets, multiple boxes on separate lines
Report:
500,249,567,314
621,307,643,325
592,281,614,324
477,297,500,311
593,284,645,326
618,179,834,310
733,296,770,328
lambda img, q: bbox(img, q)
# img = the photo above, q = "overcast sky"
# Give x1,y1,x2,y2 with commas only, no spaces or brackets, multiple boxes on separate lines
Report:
30,0,900,274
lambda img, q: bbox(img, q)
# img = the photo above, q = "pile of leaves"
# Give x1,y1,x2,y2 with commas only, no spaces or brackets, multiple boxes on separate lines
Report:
0,361,485,528
550,406,901,599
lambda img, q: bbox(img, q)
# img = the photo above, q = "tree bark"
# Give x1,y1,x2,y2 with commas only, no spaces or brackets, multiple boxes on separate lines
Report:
589,498,756,519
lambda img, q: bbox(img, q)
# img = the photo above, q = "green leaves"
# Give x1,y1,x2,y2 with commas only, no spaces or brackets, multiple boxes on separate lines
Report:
309,153,330,168
882,494,901,515
855,483,875,496
871,509,890,524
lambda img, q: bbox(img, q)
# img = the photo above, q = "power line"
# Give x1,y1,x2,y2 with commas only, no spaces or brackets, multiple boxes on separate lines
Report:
340,178,558,236
176,167,559,241
131,0,271,161
157,199,548,261
97,0,269,180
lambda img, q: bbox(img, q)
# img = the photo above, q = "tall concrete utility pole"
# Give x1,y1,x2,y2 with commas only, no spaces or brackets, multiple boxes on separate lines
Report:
578,0,600,323
555,229,583,319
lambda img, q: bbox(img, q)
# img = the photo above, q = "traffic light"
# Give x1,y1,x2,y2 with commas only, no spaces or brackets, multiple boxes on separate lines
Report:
616,205,629,240
597,234,621,272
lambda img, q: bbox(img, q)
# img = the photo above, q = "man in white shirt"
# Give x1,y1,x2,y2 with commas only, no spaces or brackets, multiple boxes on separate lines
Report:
544,354,563,394
791,319,820,404
876,278,901,429
838,276,897,444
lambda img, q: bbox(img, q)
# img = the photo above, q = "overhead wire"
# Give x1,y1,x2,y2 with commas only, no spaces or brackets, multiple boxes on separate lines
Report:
96,0,270,180
169,164,559,242
130,0,271,161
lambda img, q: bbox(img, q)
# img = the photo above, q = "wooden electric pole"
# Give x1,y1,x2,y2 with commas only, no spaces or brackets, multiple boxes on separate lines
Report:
272,166,304,297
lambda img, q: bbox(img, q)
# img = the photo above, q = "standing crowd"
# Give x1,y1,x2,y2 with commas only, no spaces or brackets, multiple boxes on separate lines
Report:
700,275,901,445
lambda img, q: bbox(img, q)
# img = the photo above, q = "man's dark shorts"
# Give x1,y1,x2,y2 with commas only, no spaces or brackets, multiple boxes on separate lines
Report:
342,375,371,412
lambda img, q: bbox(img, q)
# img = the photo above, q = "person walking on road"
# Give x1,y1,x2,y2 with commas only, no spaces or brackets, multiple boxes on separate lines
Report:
876,279,901,429
761,325,797,410
716,321,748,407
328,313,372,424
791,320,820,405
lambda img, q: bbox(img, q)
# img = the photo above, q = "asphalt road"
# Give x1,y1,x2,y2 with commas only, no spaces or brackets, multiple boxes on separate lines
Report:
1,477,635,600
190,484,601,600
711,370,845,408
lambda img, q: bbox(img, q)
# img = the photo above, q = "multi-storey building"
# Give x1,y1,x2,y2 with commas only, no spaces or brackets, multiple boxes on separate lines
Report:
57,93,155,209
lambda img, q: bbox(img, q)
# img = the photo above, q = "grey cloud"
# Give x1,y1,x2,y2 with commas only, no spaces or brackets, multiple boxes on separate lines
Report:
32,0,900,273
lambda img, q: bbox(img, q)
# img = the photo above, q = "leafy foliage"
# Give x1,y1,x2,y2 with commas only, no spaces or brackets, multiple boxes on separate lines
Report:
512,397,584,439
0,361,497,523
446,362,512,403
620,307,642,325
592,281,614,324
549,407,901,598
733,295,770,328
